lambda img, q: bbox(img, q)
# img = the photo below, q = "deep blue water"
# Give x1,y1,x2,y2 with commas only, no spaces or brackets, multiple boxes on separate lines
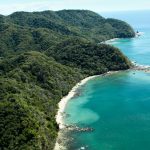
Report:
101,10,150,29
63,10,150,150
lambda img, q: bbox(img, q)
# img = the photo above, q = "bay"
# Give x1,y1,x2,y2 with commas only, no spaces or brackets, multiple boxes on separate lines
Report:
63,10,150,150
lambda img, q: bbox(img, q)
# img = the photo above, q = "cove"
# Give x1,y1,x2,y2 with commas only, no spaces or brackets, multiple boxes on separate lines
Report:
62,10,150,150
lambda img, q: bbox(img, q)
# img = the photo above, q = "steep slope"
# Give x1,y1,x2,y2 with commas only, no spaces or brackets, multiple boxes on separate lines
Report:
47,38,131,75
0,51,84,150
0,10,135,56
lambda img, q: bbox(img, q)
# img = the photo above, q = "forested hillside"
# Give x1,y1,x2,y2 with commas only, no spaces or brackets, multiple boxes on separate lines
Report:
0,10,135,56
46,38,131,75
0,52,84,150
0,10,134,150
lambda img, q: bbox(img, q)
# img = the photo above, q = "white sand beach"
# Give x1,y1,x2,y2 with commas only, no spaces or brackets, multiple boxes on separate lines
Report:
54,75,101,150
56,75,100,130
100,38,119,44
54,71,117,150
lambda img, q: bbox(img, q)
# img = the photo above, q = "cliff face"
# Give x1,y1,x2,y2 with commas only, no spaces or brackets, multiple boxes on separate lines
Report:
0,10,133,150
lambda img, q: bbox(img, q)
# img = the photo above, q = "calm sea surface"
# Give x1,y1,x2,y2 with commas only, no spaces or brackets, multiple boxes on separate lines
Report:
63,10,150,150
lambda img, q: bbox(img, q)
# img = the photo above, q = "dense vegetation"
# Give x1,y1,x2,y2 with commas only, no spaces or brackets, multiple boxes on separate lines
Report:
0,10,135,57
46,38,131,75
0,52,84,149
0,10,134,150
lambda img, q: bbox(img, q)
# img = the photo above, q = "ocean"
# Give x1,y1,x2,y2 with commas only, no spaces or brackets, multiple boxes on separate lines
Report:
62,10,150,150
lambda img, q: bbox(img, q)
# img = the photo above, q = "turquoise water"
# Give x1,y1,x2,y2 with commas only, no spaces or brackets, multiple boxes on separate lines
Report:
63,10,150,150
109,28,150,65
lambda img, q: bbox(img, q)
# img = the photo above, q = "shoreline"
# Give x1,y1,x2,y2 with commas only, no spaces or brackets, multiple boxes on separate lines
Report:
54,32,145,150
55,75,101,130
100,38,119,44
54,71,118,150
54,69,150,150
54,67,150,150
101,33,142,45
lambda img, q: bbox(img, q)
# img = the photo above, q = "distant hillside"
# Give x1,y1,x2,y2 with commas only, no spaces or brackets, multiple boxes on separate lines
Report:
0,10,135,56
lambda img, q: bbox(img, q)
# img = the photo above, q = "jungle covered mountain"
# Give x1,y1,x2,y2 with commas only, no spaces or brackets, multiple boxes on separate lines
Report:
46,38,131,75
0,51,84,149
0,10,135,56
0,10,134,150
0,45,131,150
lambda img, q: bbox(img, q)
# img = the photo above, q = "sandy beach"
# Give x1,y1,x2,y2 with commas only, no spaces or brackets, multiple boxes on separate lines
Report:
101,33,141,45
54,75,100,150
55,75,101,130
100,38,119,44
54,71,117,150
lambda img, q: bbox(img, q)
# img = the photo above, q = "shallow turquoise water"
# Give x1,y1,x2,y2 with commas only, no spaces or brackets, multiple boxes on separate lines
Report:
65,71,150,150
63,11,150,150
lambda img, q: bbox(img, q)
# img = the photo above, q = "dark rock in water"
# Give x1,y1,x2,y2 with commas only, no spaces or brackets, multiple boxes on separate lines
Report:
65,124,94,132
72,88,83,98
65,113,71,118
63,112,71,118
73,92,81,98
